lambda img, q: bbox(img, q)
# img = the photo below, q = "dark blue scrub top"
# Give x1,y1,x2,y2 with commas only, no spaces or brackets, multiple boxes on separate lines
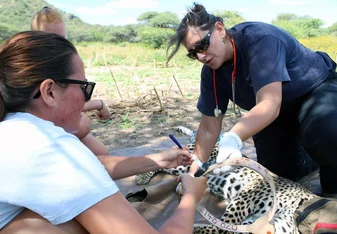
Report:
197,22,336,116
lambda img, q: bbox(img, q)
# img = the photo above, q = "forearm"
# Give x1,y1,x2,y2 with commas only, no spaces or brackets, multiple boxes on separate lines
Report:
98,154,162,180
189,115,222,174
83,99,102,112
231,99,280,141
158,194,197,234
194,127,219,163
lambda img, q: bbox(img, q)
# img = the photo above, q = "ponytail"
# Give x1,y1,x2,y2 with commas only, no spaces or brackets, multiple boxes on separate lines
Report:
166,3,223,63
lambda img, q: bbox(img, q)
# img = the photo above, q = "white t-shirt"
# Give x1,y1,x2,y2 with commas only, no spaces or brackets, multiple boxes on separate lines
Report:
0,112,119,229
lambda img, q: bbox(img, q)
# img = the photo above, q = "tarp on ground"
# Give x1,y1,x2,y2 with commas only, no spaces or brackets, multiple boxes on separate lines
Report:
111,136,321,229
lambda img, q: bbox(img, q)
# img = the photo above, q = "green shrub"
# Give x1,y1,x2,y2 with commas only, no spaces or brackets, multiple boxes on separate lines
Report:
137,27,175,49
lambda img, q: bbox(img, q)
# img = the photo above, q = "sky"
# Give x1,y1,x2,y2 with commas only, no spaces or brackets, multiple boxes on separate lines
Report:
47,0,337,27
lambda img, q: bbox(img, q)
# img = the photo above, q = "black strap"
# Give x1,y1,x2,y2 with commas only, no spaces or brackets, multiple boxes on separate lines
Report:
194,163,209,177
194,167,206,177
296,198,330,225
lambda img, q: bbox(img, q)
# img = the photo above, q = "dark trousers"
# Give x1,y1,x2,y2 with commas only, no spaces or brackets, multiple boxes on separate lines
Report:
253,72,337,193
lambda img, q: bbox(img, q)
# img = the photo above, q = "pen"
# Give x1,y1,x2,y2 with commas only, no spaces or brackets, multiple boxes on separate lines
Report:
169,134,183,149
168,134,205,170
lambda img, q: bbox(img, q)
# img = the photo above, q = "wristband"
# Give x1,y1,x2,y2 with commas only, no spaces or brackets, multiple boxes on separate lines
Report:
192,154,203,168
193,154,209,177
98,99,104,111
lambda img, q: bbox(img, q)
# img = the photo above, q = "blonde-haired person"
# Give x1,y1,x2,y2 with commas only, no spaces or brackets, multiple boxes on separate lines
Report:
0,30,207,234
31,6,66,37
31,6,110,155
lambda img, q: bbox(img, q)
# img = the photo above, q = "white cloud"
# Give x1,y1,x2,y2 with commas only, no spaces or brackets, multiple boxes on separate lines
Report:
115,17,138,25
106,0,159,9
232,7,249,13
268,0,315,5
76,6,117,16
47,1,74,12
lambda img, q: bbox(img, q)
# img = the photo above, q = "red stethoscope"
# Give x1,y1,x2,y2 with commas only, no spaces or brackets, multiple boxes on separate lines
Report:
213,38,239,118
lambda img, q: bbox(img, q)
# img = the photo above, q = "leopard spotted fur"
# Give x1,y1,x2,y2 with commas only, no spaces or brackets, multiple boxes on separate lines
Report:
135,126,318,234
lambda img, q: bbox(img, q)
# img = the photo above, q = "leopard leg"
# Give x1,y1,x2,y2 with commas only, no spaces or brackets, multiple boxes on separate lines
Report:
273,210,299,234
193,223,220,234
177,126,196,143
135,170,160,185
135,165,190,185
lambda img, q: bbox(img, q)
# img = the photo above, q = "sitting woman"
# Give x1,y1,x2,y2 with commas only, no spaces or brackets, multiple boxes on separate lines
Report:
31,6,110,155
0,31,207,234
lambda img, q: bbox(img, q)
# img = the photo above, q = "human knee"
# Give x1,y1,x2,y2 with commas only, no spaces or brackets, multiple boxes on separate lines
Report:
1,209,88,234
1,209,60,234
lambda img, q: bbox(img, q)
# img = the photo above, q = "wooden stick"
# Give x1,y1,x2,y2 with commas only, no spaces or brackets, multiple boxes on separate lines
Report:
104,61,123,100
152,83,164,111
108,64,123,100
172,74,184,98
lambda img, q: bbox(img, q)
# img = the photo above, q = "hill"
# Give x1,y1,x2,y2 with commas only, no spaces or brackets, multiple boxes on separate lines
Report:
0,0,336,45
0,0,99,41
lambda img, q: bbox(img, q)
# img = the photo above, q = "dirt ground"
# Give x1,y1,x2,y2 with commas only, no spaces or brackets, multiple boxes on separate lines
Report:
85,79,240,151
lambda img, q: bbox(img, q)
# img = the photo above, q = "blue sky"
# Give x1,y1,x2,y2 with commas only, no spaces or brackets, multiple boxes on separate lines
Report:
47,0,337,27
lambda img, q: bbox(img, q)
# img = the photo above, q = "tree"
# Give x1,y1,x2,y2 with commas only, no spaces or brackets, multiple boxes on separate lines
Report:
213,10,245,28
275,13,297,21
272,13,325,38
102,25,139,43
0,23,19,41
327,22,337,36
149,12,179,29
137,11,159,23
137,11,179,29
135,11,179,47
273,20,306,38
138,26,175,48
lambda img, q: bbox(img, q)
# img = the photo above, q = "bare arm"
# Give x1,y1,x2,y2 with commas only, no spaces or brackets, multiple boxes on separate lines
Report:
76,174,207,234
230,81,282,141
82,99,110,120
82,99,103,112
98,149,192,180
189,114,223,174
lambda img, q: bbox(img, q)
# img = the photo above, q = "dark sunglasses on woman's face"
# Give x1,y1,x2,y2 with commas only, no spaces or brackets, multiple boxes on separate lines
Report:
32,78,96,102
186,25,215,60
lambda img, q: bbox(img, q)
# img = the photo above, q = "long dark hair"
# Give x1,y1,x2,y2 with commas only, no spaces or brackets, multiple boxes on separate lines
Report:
0,31,77,120
166,3,223,63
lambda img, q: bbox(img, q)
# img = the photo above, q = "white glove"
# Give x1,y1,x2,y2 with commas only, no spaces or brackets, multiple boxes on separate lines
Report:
213,165,232,174
216,132,243,163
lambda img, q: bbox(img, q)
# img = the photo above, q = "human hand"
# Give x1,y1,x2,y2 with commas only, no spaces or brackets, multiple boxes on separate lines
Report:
216,132,243,163
98,100,109,120
177,173,207,202
157,148,193,169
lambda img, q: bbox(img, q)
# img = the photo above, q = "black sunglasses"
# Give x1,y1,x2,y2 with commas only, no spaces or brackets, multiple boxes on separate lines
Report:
33,78,96,102
187,25,215,60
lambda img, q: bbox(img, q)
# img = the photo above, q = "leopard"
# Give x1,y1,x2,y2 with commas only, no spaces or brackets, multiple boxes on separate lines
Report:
135,126,318,234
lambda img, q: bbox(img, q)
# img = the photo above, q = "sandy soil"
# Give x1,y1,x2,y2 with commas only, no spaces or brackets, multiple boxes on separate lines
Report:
86,79,240,151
